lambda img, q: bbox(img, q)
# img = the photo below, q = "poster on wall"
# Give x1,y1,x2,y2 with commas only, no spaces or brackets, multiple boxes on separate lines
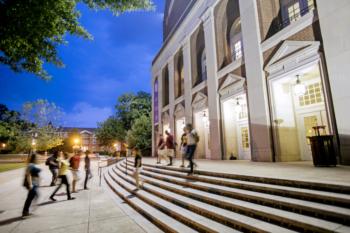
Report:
154,79,159,124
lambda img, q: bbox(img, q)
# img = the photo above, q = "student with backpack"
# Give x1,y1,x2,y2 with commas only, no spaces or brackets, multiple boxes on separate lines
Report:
185,124,199,175
165,130,175,166
50,152,75,201
46,151,59,186
22,153,41,218
133,148,143,190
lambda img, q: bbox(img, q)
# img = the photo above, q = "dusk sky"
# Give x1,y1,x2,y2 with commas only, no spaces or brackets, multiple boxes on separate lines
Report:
0,0,165,128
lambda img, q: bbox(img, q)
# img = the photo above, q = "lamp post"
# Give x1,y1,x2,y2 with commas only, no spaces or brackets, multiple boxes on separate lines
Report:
73,138,80,153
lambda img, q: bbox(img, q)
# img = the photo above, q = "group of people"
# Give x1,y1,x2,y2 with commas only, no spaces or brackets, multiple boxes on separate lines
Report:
157,123,199,175
22,150,92,218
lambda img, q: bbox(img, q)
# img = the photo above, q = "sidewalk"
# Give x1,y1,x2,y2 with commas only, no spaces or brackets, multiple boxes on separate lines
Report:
144,157,350,186
0,161,146,233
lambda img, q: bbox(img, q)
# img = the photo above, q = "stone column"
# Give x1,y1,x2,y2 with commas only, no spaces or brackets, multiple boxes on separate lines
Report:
182,40,193,125
168,57,176,134
202,9,223,160
317,0,350,164
152,71,162,157
239,0,273,162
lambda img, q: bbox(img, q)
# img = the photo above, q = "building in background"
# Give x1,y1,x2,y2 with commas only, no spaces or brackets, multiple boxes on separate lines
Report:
151,0,350,164
58,127,100,152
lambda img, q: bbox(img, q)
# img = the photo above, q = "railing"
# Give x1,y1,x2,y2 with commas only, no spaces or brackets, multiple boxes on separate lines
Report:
267,2,316,38
98,157,119,186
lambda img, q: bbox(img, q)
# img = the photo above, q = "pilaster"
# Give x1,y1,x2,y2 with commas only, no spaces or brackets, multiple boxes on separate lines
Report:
182,40,193,125
202,8,223,160
239,0,273,161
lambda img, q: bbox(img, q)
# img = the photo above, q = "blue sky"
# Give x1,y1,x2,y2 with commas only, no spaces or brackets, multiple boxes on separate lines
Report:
0,0,164,128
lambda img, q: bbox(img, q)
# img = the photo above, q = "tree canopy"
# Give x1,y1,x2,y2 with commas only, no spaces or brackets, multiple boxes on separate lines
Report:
96,91,152,153
0,0,154,80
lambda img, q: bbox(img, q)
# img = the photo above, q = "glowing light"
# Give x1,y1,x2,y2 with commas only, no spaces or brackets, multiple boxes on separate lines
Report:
1,143,6,148
234,98,242,113
202,111,208,123
73,138,80,145
294,75,306,96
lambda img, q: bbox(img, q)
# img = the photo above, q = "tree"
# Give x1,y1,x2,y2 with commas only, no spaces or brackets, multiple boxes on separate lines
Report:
22,99,64,127
116,91,152,130
126,114,152,154
96,116,125,147
20,99,63,152
0,0,154,80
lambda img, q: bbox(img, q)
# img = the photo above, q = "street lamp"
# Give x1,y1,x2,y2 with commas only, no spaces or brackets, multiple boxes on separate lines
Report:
1,143,6,149
73,138,80,152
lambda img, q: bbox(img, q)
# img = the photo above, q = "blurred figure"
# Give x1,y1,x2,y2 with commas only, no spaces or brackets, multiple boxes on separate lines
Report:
50,153,75,201
133,148,142,190
185,124,199,175
165,130,175,166
22,153,41,218
70,151,81,193
84,150,92,190
157,134,165,164
46,151,59,186
180,127,188,168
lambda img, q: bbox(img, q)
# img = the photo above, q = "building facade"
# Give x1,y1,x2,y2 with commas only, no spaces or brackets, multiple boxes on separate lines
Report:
152,0,350,164
59,127,100,152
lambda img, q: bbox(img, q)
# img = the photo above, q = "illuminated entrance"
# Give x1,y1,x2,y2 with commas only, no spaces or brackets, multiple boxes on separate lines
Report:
266,41,333,161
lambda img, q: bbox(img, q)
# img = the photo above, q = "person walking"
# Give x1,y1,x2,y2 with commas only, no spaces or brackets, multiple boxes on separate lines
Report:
180,127,188,168
50,153,75,201
22,153,41,218
185,124,199,175
46,151,59,186
84,150,92,190
70,151,81,193
165,130,175,166
133,148,142,190
157,134,166,164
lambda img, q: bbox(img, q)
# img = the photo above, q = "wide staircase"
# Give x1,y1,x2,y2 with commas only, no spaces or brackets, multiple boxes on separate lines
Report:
103,159,350,233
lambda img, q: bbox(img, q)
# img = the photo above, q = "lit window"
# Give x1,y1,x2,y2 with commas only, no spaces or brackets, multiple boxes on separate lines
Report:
229,20,243,62
234,40,243,60
201,50,207,81
288,2,301,22
307,0,315,11
237,103,248,120
299,82,323,107
241,127,250,149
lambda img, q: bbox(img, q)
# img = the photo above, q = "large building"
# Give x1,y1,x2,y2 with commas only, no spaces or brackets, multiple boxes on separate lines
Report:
58,127,100,152
151,0,350,164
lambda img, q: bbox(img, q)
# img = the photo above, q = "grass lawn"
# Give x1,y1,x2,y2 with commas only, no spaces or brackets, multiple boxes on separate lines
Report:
0,163,26,173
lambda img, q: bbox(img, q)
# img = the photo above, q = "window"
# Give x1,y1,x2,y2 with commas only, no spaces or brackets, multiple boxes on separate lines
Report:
241,127,250,149
201,49,207,81
234,40,243,60
180,66,184,95
229,19,243,61
288,2,301,22
298,82,323,107
307,0,315,11
238,103,248,120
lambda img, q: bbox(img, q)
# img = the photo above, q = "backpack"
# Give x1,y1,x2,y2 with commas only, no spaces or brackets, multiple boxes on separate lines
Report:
45,157,51,166
193,132,200,143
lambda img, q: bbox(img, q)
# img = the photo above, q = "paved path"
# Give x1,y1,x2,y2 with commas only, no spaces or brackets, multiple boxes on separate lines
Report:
148,157,350,186
0,161,146,233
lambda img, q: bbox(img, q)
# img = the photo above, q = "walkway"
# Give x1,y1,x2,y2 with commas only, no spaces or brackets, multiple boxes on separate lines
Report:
0,160,147,233
146,157,350,186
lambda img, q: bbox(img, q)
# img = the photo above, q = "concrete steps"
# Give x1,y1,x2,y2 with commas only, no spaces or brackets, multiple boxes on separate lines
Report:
139,162,350,194
122,162,350,224
104,159,350,232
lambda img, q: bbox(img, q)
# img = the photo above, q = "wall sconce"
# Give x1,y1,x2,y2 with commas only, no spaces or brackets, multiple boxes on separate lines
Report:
234,98,242,113
294,75,306,96
202,111,208,123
